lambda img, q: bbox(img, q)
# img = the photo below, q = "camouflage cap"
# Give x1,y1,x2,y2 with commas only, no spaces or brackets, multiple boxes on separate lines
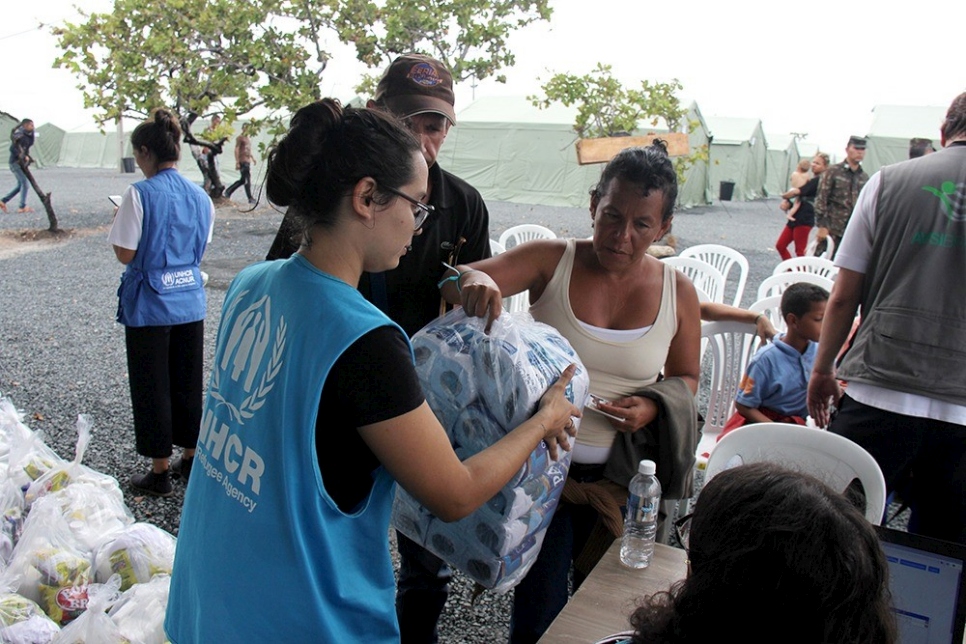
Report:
373,54,456,125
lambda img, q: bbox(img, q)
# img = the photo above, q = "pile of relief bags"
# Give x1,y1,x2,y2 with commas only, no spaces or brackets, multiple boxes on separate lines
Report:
392,310,590,592
0,398,174,643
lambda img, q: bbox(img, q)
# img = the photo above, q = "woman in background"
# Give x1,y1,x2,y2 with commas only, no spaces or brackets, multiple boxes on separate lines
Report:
108,108,214,496
775,153,829,260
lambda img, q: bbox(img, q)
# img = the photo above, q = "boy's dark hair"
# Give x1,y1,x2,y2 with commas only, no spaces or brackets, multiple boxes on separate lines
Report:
781,282,829,319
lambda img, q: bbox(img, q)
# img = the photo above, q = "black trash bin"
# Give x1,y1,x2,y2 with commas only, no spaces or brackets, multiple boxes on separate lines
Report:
719,180,736,201
122,157,136,173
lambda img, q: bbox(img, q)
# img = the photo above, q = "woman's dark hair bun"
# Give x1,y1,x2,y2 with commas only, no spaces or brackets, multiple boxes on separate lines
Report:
265,98,421,233
650,138,669,155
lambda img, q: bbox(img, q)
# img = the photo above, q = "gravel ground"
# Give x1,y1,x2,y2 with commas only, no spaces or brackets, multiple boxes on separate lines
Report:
0,166,881,642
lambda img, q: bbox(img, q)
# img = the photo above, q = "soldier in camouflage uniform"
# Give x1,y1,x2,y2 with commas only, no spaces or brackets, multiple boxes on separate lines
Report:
813,136,868,258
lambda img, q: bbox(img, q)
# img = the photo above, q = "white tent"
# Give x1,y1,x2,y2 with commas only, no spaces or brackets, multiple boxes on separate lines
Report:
437,96,712,209
764,133,801,197
864,104,946,174
706,116,767,201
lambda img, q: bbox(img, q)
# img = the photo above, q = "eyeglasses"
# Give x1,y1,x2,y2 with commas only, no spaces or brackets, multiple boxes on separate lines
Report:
381,185,434,230
674,512,694,551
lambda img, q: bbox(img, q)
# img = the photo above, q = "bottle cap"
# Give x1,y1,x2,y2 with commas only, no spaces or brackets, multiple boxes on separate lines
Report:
638,459,656,476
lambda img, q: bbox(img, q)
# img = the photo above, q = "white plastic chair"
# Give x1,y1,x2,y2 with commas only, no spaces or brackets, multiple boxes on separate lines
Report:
489,238,506,255
748,295,785,335
663,256,727,305
756,272,834,301
497,224,556,251
679,244,749,307
772,256,838,280
695,320,761,468
804,230,836,260
705,423,887,524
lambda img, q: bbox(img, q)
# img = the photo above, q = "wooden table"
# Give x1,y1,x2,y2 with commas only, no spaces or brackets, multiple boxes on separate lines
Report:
537,541,688,643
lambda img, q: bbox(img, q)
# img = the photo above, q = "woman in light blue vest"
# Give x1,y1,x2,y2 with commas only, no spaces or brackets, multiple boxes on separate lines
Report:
164,99,580,643
108,108,214,497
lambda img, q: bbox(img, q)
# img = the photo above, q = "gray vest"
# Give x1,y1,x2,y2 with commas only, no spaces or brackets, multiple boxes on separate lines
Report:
838,144,966,405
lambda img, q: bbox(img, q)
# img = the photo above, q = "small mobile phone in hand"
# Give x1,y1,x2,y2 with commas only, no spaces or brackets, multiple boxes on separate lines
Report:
587,394,626,423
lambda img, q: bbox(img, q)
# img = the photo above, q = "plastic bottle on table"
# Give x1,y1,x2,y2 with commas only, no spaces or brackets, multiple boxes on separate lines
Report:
620,459,661,569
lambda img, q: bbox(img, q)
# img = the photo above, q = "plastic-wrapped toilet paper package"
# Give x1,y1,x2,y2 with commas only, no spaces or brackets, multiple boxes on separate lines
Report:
392,309,589,593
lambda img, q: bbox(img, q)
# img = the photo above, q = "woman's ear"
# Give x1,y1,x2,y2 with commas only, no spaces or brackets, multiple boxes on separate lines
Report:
352,177,377,217
658,215,674,240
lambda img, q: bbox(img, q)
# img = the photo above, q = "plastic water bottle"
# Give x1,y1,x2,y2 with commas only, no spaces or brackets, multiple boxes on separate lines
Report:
620,459,661,569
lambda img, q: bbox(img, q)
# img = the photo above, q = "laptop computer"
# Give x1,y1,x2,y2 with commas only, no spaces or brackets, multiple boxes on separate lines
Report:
876,526,966,644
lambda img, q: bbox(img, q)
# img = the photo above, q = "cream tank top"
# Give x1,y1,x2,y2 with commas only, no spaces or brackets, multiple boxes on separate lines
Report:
529,239,678,449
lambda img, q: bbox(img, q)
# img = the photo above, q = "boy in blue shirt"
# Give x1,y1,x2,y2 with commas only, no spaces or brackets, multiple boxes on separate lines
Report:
723,282,829,434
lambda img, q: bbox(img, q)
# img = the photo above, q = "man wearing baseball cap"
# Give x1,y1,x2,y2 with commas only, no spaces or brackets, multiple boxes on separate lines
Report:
813,135,868,258
366,55,491,644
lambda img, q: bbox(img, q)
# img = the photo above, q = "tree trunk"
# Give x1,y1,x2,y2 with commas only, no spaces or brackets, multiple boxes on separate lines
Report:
20,160,59,232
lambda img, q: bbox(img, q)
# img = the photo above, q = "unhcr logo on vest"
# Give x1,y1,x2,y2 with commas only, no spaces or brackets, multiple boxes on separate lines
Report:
209,292,287,424
161,268,198,288
923,180,966,222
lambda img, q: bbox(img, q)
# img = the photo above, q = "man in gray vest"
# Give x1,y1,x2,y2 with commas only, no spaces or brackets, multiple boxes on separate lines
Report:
808,92,966,544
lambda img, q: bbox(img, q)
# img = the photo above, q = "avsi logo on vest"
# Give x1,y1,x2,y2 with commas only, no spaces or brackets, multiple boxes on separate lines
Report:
922,181,966,222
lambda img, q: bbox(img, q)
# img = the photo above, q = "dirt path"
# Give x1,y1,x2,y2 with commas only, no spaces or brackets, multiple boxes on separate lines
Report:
0,226,109,260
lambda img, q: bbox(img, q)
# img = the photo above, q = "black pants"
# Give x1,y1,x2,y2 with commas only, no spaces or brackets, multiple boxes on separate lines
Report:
831,395,966,544
125,321,205,458
225,162,252,201
395,531,452,643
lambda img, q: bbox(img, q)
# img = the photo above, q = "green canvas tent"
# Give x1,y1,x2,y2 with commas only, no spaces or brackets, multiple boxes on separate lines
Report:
707,116,767,201
864,104,946,174
764,133,801,197
437,96,711,209
33,124,65,169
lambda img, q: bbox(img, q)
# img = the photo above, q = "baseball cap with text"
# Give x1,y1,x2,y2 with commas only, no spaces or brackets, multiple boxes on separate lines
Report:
373,54,457,125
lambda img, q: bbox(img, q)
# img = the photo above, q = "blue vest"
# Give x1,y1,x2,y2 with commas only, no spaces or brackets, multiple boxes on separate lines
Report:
165,254,407,643
116,168,211,327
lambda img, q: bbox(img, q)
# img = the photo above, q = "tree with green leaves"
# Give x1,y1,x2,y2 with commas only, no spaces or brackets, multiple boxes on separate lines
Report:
330,0,552,94
529,63,709,186
53,0,552,196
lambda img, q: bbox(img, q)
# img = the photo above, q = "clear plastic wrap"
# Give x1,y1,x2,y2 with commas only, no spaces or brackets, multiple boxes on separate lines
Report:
25,416,120,508
0,590,61,643
7,432,63,498
93,524,175,591
0,481,25,567
51,575,127,644
392,309,590,593
6,514,92,626
108,575,170,644
26,485,132,556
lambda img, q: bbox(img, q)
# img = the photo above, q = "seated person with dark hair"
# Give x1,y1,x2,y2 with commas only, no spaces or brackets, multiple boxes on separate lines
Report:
626,462,896,644
721,282,829,436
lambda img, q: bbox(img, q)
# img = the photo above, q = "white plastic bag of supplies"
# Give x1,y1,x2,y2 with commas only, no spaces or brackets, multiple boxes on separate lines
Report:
392,309,589,592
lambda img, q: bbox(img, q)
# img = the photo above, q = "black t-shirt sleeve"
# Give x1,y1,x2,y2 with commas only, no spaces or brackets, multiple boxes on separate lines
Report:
800,176,820,198
316,325,425,512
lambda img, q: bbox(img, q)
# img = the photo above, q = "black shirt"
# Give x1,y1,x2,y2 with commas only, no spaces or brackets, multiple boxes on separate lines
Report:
317,326,424,512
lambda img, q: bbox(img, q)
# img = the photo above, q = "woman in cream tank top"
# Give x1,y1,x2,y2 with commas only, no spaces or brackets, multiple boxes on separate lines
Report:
440,142,701,643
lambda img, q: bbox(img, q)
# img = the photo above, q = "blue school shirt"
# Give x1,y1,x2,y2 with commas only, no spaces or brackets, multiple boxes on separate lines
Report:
735,335,817,418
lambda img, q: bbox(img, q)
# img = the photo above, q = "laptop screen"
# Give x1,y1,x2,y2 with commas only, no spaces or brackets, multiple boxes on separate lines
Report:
876,526,966,644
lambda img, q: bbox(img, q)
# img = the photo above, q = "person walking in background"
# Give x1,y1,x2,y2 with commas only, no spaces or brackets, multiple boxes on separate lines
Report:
265,55,491,644
1,118,35,213
813,136,868,258
164,99,579,642
225,128,256,204
775,153,830,259
108,108,215,497
808,92,966,544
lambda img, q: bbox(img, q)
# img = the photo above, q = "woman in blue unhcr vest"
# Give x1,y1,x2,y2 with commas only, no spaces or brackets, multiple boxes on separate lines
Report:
164,99,580,643
108,108,214,498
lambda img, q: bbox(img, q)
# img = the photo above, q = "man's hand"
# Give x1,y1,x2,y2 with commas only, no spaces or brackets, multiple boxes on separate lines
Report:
807,371,842,428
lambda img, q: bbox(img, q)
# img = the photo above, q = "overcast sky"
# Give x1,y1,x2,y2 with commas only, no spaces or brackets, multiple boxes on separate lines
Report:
3,0,963,156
